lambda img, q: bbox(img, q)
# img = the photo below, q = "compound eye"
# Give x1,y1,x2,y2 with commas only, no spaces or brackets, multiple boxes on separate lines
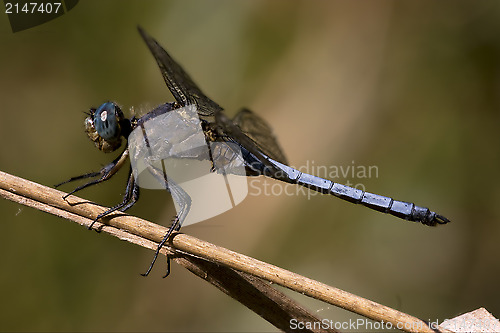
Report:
94,102,121,140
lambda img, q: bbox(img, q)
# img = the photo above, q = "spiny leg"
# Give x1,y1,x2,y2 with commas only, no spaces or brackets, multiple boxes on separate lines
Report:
56,148,129,199
89,166,140,230
140,163,192,277
55,171,101,188
164,254,171,278
141,214,180,278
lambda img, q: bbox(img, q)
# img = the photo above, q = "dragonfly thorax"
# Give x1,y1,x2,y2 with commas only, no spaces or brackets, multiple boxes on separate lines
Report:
85,101,129,153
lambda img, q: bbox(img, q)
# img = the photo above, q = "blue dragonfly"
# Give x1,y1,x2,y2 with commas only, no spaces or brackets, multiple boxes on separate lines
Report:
57,27,449,277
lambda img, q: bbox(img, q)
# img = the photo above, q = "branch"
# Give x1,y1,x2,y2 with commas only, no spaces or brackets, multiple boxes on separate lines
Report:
0,171,450,333
0,171,330,333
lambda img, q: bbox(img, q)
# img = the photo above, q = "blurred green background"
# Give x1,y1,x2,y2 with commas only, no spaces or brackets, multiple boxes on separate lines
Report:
1,1,499,331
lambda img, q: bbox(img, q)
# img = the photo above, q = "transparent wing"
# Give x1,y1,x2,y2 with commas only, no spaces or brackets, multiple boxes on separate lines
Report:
232,108,287,165
138,26,223,117
138,27,287,179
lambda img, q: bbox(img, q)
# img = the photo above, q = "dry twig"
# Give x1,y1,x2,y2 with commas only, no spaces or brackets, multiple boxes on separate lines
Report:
0,170,450,333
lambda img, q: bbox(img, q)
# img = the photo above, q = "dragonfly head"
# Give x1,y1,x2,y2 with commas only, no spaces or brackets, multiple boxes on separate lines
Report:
85,102,129,153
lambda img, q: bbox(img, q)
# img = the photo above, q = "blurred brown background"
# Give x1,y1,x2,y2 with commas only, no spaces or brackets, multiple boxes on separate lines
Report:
0,1,499,331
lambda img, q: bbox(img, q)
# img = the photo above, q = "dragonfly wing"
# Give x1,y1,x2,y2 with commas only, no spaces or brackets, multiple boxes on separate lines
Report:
215,110,286,179
232,108,287,165
138,27,288,180
138,27,223,117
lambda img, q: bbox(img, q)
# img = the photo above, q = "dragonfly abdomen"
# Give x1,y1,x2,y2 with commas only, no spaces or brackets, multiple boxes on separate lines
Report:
327,183,445,226
264,157,449,227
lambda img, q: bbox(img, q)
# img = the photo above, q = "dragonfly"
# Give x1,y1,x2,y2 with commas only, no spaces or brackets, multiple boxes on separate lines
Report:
57,27,449,277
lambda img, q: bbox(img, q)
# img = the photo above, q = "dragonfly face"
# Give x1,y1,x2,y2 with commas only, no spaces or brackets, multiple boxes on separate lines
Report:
85,102,129,153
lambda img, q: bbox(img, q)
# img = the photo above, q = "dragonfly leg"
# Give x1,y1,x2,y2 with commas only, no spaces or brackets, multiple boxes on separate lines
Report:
205,139,217,172
54,171,101,188
141,215,180,277
140,165,192,277
163,255,171,278
88,167,139,230
56,148,129,199
112,166,140,214
161,211,187,279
